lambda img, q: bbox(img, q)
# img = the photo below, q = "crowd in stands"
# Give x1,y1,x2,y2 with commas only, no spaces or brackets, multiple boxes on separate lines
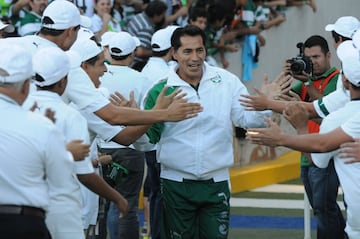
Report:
0,0,317,69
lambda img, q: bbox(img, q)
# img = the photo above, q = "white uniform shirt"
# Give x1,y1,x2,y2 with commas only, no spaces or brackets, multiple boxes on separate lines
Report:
62,67,110,111
153,63,271,182
312,100,360,239
0,94,74,211
23,91,94,174
98,65,149,149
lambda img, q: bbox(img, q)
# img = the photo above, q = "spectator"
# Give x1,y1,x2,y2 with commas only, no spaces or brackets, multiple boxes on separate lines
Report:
18,0,48,36
91,0,122,36
187,6,207,31
126,0,167,71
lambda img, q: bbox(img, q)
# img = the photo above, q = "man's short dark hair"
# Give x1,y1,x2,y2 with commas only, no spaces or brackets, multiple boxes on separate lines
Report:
145,0,167,18
171,25,206,51
304,35,330,54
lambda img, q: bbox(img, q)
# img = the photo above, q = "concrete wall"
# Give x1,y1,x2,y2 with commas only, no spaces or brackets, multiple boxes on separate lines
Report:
221,0,360,166
224,0,359,92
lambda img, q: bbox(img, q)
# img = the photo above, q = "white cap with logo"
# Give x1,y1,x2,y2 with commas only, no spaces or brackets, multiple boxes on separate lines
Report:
108,31,140,57
0,44,33,83
325,16,360,39
32,47,75,87
41,0,91,30
337,41,360,87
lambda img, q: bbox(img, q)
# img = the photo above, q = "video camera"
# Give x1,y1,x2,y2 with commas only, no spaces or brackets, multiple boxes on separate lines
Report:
287,42,313,75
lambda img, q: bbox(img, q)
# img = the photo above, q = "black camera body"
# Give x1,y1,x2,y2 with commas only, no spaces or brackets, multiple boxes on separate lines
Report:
288,42,313,75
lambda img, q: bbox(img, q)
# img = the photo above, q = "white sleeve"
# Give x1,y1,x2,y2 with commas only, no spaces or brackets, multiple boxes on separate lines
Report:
62,68,109,110
313,88,349,118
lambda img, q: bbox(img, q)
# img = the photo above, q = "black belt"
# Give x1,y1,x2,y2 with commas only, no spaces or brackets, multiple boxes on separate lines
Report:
0,205,45,218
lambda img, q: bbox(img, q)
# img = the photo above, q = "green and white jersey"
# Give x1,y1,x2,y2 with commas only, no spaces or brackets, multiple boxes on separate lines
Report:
18,11,41,36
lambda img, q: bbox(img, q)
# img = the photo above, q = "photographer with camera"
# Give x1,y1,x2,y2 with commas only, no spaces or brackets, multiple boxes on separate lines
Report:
286,35,345,239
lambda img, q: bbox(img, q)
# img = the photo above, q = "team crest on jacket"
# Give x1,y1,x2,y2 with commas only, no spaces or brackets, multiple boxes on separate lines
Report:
209,75,221,83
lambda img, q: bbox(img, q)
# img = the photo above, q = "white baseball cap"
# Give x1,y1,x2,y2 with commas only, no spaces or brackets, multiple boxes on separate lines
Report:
0,20,14,33
0,44,33,83
101,31,117,47
33,47,71,87
325,16,360,39
108,31,140,57
77,27,95,41
336,40,359,62
151,25,179,52
41,0,91,30
71,39,103,62
336,41,360,87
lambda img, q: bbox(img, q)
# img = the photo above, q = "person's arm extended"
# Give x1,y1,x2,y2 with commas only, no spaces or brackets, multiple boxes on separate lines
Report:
108,87,191,145
94,96,202,126
77,173,128,217
246,117,352,153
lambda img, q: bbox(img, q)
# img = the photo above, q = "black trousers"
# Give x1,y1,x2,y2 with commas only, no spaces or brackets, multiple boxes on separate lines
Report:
0,214,51,239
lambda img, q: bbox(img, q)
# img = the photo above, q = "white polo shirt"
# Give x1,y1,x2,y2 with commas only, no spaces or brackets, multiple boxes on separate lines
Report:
0,94,74,211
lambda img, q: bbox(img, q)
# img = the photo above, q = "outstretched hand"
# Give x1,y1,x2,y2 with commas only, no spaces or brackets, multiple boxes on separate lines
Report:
261,72,293,99
245,117,284,147
240,72,293,111
153,86,187,110
110,91,138,108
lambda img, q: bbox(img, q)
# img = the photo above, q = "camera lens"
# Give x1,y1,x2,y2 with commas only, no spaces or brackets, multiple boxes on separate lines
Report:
290,60,306,75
